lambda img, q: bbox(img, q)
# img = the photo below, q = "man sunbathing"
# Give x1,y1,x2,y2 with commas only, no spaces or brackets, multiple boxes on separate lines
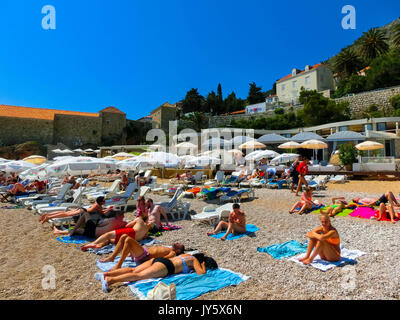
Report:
39,196,108,224
146,198,169,232
353,191,400,208
95,252,218,292
98,237,185,271
206,203,246,241
289,188,316,215
80,215,153,251
299,214,341,265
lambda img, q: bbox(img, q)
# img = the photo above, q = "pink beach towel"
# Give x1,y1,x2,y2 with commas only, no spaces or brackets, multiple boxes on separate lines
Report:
349,207,376,219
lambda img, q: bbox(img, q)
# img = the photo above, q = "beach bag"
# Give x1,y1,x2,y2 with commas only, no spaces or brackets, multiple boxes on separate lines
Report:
146,281,176,300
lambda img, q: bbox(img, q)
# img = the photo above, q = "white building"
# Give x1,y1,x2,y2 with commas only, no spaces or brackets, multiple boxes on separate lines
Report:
276,63,335,105
245,102,267,114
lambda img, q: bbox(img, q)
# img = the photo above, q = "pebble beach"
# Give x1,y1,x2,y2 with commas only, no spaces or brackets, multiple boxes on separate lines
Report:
1,180,400,300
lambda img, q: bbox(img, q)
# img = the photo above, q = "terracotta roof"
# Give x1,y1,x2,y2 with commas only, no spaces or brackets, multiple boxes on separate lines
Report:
0,104,99,120
277,63,323,83
99,106,126,114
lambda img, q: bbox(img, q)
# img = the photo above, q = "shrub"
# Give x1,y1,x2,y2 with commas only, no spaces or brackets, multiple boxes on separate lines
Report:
338,143,359,166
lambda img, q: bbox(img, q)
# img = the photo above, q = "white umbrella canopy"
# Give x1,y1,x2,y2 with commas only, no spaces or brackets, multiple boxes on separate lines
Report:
257,133,288,144
300,140,328,149
52,149,63,154
278,141,301,149
46,157,116,176
73,148,84,152
229,136,254,146
0,158,10,163
135,152,180,168
227,149,243,155
0,160,37,173
175,142,198,149
117,158,159,170
239,140,266,150
355,141,384,151
245,150,280,161
270,153,299,165
19,163,49,180
186,156,221,167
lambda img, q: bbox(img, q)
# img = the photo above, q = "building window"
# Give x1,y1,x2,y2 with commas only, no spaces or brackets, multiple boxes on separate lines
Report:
339,126,348,132
282,84,286,91
377,123,386,131
364,124,373,132
292,81,296,88
305,76,310,84
106,120,110,125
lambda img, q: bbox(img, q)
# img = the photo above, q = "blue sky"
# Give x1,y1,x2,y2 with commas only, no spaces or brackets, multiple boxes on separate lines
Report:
0,0,399,120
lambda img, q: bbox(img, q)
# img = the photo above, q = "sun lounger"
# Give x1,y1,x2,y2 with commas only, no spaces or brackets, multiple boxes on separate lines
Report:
23,183,74,209
156,187,190,220
104,182,138,211
191,203,235,224
35,187,85,214
219,188,255,204
330,175,347,183
85,179,121,202
204,171,225,187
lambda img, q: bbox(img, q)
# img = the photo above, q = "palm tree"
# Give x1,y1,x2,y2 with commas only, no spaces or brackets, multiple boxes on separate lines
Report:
333,48,363,78
392,23,400,48
358,28,389,61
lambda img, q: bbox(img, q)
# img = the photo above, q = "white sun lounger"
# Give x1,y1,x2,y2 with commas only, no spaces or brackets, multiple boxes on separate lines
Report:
191,203,234,224
35,187,85,214
24,183,74,209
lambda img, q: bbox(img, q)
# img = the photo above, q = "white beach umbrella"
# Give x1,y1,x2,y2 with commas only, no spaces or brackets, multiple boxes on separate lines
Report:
239,140,266,150
73,149,84,153
270,153,299,164
0,160,37,173
245,150,279,161
300,140,328,149
186,156,221,167
355,141,384,151
22,155,47,165
19,163,49,180
46,157,115,176
278,141,301,149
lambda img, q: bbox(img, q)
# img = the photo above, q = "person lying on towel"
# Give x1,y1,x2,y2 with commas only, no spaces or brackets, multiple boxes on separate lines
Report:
320,197,358,217
299,214,341,265
40,196,111,225
207,203,246,241
353,191,400,208
98,238,185,271
95,252,218,292
80,215,152,251
289,188,316,215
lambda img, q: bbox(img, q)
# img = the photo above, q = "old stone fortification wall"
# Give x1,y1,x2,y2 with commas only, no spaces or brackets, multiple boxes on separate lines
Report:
53,114,102,147
100,111,127,145
0,117,54,145
209,85,400,127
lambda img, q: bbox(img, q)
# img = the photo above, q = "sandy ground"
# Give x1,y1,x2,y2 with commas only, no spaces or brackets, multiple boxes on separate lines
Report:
1,180,400,300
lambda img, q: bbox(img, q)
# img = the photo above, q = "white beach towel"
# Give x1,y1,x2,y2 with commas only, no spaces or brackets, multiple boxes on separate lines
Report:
289,246,366,271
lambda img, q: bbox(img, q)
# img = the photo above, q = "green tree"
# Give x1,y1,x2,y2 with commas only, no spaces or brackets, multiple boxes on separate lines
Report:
205,91,218,115
297,89,350,126
247,82,265,105
333,74,367,98
362,104,385,119
393,23,400,49
365,48,400,90
358,28,389,62
333,48,364,78
390,93,400,116
216,83,224,114
338,143,359,166
181,88,205,114
182,112,209,132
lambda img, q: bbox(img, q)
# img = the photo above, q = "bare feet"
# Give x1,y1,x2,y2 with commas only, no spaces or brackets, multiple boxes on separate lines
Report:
221,237,226,241
81,243,102,251
298,257,308,262
301,258,313,265
99,256,115,263
53,226,68,235
206,232,216,236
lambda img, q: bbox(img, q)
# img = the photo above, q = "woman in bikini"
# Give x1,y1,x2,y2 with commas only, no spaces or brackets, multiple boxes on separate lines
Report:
289,187,314,215
299,214,341,265
95,252,218,292
320,197,357,217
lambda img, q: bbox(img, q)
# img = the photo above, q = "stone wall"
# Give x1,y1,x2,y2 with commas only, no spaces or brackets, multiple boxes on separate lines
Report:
0,117,54,145
53,114,102,147
100,111,127,145
335,85,400,118
209,85,400,127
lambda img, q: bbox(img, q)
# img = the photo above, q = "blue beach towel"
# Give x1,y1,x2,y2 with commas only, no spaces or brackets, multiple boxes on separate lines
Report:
86,238,162,255
257,240,308,259
56,235,94,244
209,224,259,240
96,256,138,271
128,268,250,300
295,204,324,211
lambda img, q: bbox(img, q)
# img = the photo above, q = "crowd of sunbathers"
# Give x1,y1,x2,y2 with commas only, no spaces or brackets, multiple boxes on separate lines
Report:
0,172,49,202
